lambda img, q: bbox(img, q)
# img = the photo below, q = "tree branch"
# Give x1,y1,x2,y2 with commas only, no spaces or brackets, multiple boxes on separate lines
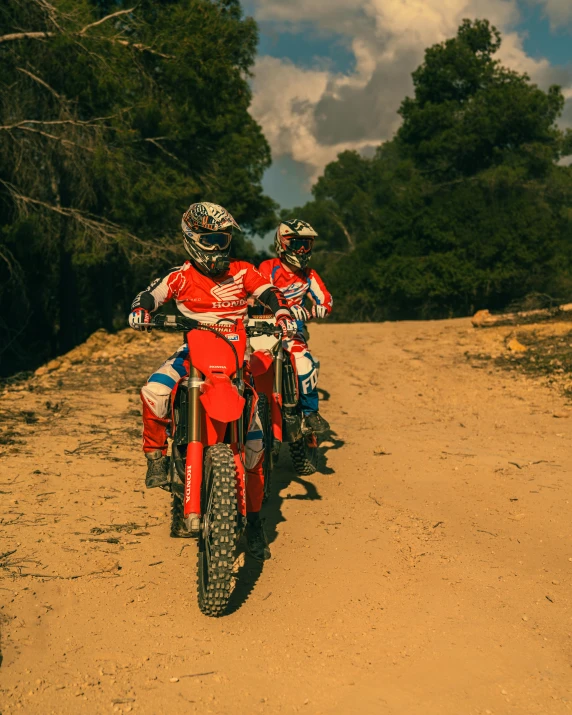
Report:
78,7,135,35
1,180,125,241
0,31,54,44
1,21,173,59
329,211,355,251
0,113,129,131
111,38,174,58
16,67,63,100
0,180,169,260
143,137,183,164
8,125,94,152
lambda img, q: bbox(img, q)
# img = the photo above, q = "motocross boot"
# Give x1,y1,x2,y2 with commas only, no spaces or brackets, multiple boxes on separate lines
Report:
145,450,170,489
303,411,330,435
245,514,271,561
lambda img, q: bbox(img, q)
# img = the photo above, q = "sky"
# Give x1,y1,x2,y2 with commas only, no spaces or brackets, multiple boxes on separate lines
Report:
242,0,572,247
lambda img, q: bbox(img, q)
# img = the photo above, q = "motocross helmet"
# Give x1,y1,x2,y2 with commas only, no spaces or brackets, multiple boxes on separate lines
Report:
274,219,318,269
181,202,241,276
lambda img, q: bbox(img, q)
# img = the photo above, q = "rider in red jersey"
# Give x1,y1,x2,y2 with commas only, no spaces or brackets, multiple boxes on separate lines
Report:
259,219,333,435
129,202,296,560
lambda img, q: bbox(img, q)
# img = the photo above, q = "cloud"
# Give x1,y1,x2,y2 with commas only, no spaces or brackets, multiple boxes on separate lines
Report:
249,0,572,186
250,56,379,182
532,0,572,29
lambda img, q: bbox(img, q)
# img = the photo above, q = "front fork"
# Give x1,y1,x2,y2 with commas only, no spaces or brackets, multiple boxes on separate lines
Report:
184,366,248,521
272,344,284,451
233,369,247,517
184,365,203,519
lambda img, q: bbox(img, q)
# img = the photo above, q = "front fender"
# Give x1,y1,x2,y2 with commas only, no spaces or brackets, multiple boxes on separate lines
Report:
250,349,274,377
200,373,245,423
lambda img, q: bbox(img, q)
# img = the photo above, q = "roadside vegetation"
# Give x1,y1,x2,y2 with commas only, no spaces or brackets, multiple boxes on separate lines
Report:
0,0,274,375
289,20,572,323
1,7,571,377
467,322,572,400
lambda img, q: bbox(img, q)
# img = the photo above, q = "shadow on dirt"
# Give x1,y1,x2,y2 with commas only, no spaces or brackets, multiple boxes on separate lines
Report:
317,428,345,476
226,426,346,614
226,549,264,616
265,427,345,543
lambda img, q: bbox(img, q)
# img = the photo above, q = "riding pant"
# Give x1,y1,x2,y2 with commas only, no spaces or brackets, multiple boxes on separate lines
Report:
283,335,320,414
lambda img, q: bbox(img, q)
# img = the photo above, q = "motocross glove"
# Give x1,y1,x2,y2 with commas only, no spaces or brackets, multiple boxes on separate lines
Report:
129,308,151,330
312,304,329,319
276,310,297,338
290,304,310,322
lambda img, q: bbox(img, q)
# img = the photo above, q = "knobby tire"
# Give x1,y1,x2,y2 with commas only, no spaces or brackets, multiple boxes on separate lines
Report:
197,443,239,617
289,435,318,476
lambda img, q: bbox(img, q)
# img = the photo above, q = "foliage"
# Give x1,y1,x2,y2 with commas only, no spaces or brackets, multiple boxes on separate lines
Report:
286,19,572,322
0,0,275,375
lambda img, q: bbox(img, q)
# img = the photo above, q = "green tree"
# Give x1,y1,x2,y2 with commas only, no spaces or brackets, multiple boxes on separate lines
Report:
0,0,275,375
288,19,572,321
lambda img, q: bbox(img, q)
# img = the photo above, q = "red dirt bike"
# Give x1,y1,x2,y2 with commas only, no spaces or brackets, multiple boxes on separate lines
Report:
148,314,279,617
248,314,320,486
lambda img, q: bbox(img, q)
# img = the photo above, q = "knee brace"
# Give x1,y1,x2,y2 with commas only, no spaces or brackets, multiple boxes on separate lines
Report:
141,382,171,419
295,353,319,395
245,405,264,470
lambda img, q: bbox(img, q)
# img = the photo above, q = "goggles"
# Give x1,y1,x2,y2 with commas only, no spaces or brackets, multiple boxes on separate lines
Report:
197,231,232,251
285,236,314,254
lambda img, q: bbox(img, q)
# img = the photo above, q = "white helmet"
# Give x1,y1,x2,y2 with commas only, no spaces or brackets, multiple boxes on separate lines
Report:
181,202,241,276
274,219,318,269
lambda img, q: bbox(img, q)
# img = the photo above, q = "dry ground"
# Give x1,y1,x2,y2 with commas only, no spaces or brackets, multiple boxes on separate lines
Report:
1,319,571,714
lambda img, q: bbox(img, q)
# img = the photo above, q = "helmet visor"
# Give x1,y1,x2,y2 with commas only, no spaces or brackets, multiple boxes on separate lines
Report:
285,236,314,254
197,231,232,251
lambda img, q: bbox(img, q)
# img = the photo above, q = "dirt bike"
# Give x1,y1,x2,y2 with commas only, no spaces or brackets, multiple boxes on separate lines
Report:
248,313,320,480
147,314,279,617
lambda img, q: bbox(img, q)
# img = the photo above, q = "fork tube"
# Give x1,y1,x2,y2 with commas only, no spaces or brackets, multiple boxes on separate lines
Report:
274,344,283,398
185,364,203,517
188,365,202,443
271,343,284,444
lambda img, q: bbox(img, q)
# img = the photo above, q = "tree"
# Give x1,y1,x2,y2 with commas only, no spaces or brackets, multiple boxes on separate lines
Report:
288,19,572,321
0,0,276,375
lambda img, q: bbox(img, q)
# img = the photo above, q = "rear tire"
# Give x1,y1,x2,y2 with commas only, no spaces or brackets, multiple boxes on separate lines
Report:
197,443,239,617
289,435,318,476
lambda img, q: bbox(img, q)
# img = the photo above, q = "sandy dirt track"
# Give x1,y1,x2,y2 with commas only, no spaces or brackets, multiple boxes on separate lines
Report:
1,319,571,714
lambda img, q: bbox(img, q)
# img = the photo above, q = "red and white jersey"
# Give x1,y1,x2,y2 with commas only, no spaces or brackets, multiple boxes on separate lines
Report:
139,260,273,324
259,258,333,312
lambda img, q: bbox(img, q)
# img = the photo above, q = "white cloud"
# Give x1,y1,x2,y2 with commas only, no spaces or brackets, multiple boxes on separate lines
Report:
249,0,572,186
250,56,380,183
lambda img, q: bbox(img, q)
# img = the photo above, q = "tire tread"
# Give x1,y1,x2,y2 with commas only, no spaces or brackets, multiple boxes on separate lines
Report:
197,443,238,617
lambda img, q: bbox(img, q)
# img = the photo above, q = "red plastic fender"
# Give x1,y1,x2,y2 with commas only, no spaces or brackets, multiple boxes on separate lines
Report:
200,373,245,423
250,349,274,377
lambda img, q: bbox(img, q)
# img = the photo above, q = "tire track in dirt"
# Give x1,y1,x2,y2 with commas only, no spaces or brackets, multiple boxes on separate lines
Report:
1,320,571,714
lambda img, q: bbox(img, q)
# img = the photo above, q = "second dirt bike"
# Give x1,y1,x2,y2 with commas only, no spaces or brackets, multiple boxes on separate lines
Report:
248,314,320,480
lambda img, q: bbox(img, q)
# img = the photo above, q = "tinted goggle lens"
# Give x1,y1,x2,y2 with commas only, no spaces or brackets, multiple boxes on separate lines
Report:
286,237,313,253
198,231,232,250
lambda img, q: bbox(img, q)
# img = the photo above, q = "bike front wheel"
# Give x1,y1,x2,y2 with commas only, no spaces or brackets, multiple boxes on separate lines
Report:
197,443,240,617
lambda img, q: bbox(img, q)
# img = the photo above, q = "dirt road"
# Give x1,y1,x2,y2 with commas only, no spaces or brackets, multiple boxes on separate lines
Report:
1,319,571,714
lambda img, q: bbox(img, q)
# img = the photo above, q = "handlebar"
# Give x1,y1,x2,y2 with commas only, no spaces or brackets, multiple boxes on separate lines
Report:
147,314,279,337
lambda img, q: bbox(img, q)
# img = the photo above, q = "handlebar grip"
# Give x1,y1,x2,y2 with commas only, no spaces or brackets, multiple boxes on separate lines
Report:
149,314,200,330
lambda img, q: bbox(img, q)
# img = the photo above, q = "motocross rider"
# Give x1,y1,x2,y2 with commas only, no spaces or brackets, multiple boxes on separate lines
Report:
129,202,296,561
259,219,332,435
